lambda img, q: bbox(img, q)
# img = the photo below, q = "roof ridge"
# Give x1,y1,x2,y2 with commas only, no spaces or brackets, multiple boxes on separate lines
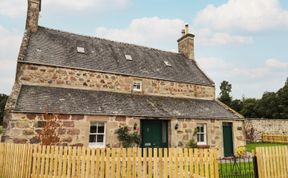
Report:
38,26,181,56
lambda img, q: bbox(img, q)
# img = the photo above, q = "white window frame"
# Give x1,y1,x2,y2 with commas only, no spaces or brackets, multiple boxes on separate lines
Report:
89,122,106,148
196,124,207,145
133,80,142,92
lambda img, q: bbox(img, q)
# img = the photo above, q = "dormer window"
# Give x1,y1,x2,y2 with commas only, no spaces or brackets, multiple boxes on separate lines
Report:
77,47,85,53
133,81,142,92
125,54,132,61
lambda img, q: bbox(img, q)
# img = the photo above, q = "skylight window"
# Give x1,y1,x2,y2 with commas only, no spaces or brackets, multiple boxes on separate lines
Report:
77,47,85,53
164,61,172,67
125,54,132,61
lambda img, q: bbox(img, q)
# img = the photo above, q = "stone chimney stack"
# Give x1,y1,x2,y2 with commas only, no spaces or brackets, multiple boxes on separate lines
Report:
26,0,41,33
177,24,195,60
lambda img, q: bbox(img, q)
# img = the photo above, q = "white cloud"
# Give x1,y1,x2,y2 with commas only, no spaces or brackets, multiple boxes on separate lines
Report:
0,0,131,17
96,17,251,49
195,28,253,46
0,26,21,94
198,57,287,98
45,0,130,11
96,17,185,51
194,0,288,31
265,58,288,69
0,0,26,17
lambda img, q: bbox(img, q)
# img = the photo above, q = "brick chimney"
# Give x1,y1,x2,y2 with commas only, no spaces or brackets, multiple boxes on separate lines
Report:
177,24,195,60
26,0,41,33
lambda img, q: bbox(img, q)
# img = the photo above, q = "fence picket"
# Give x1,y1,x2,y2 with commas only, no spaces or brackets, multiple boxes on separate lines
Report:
0,143,220,178
256,146,288,178
169,148,173,178
111,148,116,178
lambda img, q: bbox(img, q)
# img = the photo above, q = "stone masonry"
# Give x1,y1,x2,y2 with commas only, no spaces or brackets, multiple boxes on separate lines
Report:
17,63,215,100
3,113,141,147
170,118,245,156
245,118,288,142
4,111,244,157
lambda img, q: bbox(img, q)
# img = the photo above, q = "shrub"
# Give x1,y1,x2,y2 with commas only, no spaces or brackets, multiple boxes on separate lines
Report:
115,126,141,148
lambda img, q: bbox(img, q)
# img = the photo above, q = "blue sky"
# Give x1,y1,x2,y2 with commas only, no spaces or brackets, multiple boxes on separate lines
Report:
0,0,287,98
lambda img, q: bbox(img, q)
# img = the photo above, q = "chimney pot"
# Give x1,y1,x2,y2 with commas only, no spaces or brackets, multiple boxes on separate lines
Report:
181,29,185,36
185,24,189,35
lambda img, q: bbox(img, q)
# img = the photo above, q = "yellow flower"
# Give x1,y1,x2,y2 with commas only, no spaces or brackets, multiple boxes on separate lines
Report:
236,146,246,157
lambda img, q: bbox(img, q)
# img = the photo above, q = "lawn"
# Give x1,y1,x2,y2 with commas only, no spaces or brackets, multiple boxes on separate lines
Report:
246,142,288,153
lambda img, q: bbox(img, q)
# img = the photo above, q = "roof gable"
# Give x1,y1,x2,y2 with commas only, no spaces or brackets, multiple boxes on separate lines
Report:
23,27,214,86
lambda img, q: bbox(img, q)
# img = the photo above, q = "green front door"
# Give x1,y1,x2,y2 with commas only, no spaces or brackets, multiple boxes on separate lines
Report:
223,122,234,157
141,120,168,148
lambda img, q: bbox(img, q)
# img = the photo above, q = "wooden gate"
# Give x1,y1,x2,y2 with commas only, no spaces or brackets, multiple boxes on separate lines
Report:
255,146,288,178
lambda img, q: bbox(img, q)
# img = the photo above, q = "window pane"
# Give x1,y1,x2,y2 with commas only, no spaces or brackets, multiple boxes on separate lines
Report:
197,134,200,142
97,135,104,143
89,135,96,143
90,125,97,133
98,125,105,133
201,126,205,132
200,134,204,142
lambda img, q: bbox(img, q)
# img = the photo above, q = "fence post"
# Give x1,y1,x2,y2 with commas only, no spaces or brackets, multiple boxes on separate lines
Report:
253,155,259,178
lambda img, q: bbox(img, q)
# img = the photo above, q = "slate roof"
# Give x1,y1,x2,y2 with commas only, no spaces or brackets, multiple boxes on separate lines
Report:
23,26,214,86
15,85,240,119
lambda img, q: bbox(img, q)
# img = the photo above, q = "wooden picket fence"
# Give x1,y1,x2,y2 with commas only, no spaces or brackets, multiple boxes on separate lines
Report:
255,146,288,178
262,133,288,143
0,143,219,178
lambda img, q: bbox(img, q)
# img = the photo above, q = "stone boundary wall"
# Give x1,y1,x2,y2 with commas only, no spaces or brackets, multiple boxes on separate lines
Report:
17,63,214,100
244,118,288,142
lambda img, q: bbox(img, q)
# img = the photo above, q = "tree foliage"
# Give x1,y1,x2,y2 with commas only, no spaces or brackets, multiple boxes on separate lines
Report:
219,78,288,119
219,80,232,106
0,94,8,125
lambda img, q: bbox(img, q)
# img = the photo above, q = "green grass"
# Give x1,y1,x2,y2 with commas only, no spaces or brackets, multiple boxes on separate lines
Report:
246,142,288,153
219,160,255,177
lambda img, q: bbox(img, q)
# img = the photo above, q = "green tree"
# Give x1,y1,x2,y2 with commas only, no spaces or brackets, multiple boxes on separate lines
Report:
240,98,259,118
255,92,278,118
276,81,288,118
230,99,243,113
0,94,8,125
218,80,232,106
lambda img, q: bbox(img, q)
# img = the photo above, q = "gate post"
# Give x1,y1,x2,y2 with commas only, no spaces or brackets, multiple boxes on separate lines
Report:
253,155,259,178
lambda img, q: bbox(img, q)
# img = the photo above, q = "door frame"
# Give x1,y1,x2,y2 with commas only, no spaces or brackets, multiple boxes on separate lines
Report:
222,122,234,157
140,119,169,148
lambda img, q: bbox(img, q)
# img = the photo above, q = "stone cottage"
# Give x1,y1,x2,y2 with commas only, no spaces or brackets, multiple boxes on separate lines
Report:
2,0,245,156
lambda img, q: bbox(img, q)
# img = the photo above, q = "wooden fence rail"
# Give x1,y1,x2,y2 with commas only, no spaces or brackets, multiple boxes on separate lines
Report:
0,143,219,178
255,146,288,178
262,133,288,143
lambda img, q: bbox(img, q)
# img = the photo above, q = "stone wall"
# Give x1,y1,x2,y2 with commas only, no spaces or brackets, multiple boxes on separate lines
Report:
2,113,140,147
17,63,214,100
3,112,245,157
244,118,288,142
170,118,245,157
